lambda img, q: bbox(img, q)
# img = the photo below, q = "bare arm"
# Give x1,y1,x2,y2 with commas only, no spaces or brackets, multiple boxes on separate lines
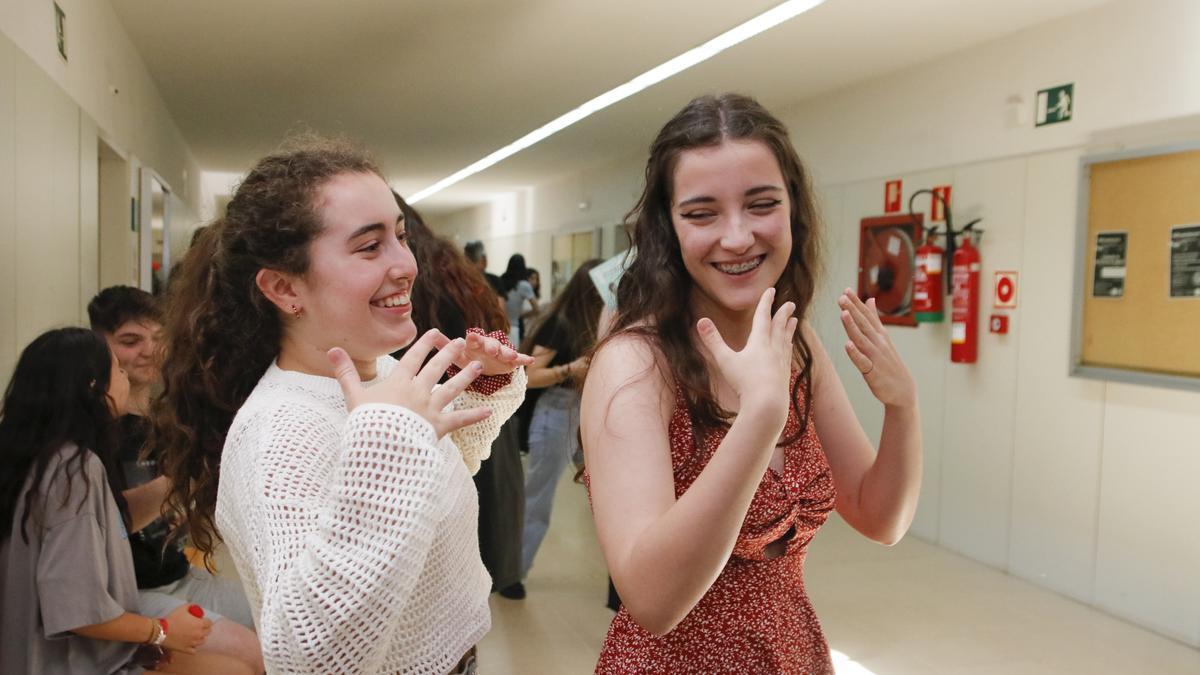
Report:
121,475,171,533
811,291,923,545
74,604,212,654
583,290,796,635
526,346,587,389
73,612,156,644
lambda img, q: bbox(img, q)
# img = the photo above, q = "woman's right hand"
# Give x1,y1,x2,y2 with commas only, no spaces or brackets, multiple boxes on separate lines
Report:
328,329,493,438
161,604,212,654
695,287,797,430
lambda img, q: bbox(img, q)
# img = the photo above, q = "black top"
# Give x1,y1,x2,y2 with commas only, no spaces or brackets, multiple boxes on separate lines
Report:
118,415,189,589
484,272,505,298
530,315,575,368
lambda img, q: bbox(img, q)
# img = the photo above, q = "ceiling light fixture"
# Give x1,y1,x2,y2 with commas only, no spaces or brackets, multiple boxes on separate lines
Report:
408,0,826,204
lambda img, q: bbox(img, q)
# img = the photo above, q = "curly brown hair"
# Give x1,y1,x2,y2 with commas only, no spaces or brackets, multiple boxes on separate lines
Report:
150,136,382,568
606,93,822,441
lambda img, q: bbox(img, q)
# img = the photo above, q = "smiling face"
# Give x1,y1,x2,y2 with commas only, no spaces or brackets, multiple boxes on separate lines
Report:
104,319,162,389
671,139,792,321
290,171,418,362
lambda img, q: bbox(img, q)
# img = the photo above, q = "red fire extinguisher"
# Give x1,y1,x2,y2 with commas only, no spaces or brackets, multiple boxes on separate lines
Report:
950,236,980,363
914,235,944,323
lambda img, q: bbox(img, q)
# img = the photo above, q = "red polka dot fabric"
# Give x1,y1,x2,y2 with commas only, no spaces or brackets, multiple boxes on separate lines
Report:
592,369,837,674
447,328,514,395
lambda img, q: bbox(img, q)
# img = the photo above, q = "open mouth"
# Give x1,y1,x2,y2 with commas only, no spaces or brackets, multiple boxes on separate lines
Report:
370,292,411,309
712,255,766,276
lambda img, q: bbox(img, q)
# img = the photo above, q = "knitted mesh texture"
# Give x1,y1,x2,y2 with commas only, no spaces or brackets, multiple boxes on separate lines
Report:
216,355,526,673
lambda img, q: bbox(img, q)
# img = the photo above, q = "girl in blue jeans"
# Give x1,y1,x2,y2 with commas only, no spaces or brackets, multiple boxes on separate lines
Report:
518,259,604,589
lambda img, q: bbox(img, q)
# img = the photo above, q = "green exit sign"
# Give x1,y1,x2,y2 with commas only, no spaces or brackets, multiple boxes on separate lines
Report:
1036,83,1073,127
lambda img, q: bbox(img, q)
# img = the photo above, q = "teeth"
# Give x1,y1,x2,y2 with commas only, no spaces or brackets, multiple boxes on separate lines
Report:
373,293,410,308
715,257,764,274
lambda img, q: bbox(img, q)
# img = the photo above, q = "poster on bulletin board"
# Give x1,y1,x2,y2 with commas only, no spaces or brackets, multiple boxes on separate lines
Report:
1092,231,1127,298
1169,224,1200,298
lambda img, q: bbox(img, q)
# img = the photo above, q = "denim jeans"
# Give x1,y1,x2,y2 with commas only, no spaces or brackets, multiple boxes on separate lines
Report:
521,385,581,577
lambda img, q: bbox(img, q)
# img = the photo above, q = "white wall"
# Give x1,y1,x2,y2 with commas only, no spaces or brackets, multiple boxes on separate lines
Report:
439,0,1200,647
433,154,644,286
787,0,1200,648
0,1,201,382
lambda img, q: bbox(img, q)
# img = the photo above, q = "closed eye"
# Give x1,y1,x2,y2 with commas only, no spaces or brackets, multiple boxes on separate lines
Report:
750,199,783,210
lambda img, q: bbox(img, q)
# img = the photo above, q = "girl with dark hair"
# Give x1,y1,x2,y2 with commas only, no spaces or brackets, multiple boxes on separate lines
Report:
501,253,539,344
0,328,230,674
152,138,530,674
393,193,528,601
581,94,922,672
518,258,604,590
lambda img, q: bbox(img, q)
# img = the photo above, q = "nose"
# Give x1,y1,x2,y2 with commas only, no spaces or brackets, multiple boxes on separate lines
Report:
719,214,755,254
388,241,418,282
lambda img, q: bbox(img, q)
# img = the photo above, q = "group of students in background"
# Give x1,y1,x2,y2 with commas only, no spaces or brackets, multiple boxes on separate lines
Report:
0,93,921,674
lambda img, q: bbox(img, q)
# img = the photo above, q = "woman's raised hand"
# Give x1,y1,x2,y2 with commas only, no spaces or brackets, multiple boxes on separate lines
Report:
695,288,797,429
461,330,535,375
837,288,917,409
327,329,492,438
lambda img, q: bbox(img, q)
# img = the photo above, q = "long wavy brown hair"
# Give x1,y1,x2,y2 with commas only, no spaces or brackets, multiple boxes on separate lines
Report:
396,193,509,336
605,93,822,441
521,258,604,364
150,137,382,568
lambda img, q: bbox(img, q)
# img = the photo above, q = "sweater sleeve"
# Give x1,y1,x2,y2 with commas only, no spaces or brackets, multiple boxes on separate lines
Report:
449,365,527,474
253,402,453,674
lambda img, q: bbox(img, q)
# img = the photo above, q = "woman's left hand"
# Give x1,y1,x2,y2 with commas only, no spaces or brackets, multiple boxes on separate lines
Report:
460,330,535,375
837,288,917,409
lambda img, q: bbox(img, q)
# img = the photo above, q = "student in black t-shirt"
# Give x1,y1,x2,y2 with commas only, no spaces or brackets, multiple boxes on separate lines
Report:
89,286,263,673
517,259,604,588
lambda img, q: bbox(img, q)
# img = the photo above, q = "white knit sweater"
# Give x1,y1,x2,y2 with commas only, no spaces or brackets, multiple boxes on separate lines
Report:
215,355,526,674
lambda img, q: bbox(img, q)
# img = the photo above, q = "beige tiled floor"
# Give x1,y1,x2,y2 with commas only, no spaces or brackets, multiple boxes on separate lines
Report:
480,471,1200,674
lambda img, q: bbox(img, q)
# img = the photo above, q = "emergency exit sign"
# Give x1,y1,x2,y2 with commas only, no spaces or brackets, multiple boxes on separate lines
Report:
1036,83,1073,127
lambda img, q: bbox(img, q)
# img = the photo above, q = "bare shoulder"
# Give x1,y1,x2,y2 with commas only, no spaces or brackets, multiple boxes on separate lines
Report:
583,329,674,435
587,330,672,396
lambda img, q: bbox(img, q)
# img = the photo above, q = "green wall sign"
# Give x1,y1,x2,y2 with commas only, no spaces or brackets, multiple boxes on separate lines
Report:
1036,83,1073,127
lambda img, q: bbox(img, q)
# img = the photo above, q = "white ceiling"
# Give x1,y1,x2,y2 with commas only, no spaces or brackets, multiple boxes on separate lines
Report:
110,0,1113,215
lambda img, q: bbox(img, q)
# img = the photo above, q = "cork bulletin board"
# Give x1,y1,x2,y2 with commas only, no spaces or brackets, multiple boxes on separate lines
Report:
1072,143,1200,390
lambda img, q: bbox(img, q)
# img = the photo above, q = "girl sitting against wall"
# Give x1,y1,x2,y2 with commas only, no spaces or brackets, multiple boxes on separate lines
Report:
0,327,245,674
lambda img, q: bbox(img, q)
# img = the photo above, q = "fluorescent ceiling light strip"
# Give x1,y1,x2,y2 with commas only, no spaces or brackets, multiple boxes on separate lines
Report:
408,0,825,204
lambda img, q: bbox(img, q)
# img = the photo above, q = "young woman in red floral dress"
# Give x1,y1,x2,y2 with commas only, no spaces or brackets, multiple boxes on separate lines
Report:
581,94,923,673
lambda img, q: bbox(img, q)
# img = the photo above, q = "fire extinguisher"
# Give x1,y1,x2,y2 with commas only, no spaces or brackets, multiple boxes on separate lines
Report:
950,236,980,363
914,234,944,323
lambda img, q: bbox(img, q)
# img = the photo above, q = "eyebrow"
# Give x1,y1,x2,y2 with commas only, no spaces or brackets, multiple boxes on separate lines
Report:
346,214,405,243
676,184,784,208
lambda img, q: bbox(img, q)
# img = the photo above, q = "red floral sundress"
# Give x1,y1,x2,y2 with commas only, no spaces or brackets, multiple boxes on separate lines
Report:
591,370,837,674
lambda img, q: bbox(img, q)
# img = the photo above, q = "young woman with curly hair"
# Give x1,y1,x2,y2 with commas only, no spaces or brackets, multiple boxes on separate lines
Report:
152,138,531,674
